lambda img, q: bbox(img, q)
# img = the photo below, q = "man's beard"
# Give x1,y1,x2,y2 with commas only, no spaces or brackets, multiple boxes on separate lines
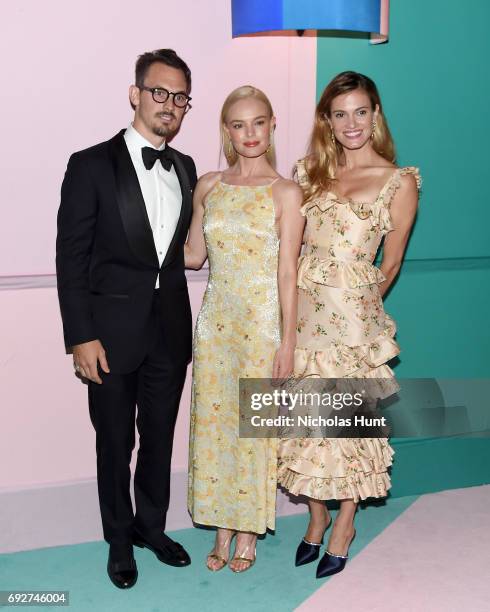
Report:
152,124,173,138
151,113,178,138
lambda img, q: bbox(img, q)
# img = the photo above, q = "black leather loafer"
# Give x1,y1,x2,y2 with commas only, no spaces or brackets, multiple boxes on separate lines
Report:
133,532,191,567
107,554,138,589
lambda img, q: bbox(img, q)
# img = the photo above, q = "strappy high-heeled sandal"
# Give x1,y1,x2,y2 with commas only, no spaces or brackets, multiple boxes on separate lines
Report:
206,530,236,572
229,535,257,573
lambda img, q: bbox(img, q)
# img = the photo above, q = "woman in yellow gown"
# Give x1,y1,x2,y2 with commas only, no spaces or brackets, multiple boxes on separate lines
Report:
185,86,304,572
277,72,421,578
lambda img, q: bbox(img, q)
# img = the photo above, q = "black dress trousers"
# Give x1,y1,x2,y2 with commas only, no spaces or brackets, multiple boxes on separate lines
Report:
88,290,187,544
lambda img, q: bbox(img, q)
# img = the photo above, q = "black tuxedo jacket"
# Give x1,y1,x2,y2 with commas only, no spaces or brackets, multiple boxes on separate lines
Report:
56,129,197,373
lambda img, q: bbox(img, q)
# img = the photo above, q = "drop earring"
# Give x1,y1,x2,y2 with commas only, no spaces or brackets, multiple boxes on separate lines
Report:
266,130,274,154
371,120,377,139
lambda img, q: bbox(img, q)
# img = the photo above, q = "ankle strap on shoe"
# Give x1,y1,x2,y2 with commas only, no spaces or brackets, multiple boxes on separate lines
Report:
325,550,348,559
303,538,322,546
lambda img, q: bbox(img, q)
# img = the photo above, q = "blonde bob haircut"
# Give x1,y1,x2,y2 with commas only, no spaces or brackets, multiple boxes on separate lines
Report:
220,85,276,167
303,71,396,203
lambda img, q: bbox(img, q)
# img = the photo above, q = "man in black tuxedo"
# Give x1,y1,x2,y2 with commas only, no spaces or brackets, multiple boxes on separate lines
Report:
56,49,197,589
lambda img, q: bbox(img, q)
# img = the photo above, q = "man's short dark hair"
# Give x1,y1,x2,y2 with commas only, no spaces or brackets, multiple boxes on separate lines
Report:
135,49,192,93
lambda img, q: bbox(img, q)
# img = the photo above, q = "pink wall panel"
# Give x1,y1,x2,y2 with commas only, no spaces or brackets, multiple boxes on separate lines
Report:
0,1,316,491
0,0,316,275
0,281,206,489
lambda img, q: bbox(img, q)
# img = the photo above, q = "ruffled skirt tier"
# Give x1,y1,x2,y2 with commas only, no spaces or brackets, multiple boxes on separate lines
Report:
278,256,397,501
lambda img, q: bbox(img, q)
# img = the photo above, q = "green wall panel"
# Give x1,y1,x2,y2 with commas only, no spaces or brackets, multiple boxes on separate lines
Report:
383,262,490,377
389,437,490,498
316,0,490,260
313,0,490,501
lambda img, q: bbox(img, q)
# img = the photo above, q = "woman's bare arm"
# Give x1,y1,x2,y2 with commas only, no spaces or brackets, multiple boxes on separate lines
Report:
273,179,305,379
379,174,419,297
184,172,220,270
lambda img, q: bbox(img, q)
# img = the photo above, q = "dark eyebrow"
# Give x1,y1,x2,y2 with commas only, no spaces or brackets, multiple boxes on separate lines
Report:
229,115,268,122
331,106,369,113
149,85,187,94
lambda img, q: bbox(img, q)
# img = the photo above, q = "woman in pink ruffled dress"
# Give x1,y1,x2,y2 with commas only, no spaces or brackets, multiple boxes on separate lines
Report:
277,72,421,578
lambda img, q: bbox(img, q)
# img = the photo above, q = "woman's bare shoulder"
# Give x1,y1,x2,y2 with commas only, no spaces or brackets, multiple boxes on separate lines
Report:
197,171,222,187
193,171,222,205
272,177,303,201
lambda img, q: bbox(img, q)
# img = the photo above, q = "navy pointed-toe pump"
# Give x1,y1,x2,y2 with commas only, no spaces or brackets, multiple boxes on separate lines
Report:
316,529,356,579
295,538,323,567
295,516,332,567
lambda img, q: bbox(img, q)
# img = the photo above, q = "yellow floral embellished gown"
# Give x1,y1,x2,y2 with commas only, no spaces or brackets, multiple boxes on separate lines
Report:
188,180,280,533
277,161,421,501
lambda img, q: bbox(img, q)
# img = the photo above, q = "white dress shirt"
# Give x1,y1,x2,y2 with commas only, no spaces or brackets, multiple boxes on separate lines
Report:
124,123,182,288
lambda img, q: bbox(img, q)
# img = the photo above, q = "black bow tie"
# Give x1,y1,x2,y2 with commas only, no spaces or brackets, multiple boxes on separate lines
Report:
141,146,173,171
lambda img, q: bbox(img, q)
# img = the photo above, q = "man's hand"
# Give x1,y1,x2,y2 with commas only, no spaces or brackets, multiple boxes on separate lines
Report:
72,339,110,384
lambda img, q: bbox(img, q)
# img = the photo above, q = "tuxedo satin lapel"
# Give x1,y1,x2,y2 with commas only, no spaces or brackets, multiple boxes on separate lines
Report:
162,148,192,268
110,131,158,268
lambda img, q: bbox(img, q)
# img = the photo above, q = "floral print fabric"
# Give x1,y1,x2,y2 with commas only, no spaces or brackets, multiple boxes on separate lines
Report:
277,162,421,501
188,181,280,533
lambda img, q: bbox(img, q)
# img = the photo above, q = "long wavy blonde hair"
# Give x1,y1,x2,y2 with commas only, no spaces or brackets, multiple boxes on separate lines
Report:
303,71,396,202
220,85,276,167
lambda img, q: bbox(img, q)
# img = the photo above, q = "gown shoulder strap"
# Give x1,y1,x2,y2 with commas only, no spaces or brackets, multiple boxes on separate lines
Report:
377,166,422,207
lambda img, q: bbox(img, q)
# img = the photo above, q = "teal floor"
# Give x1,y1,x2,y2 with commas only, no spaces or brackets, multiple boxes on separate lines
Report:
0,495,418,612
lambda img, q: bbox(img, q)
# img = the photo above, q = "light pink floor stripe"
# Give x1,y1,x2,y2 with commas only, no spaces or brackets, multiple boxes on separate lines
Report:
296,485,490,612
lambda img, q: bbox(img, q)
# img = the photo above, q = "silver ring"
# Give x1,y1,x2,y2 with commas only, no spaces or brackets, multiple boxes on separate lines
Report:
74,363,81,372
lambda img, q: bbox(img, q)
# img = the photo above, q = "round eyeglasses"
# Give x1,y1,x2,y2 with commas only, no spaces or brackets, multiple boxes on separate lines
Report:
140,86,191,108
